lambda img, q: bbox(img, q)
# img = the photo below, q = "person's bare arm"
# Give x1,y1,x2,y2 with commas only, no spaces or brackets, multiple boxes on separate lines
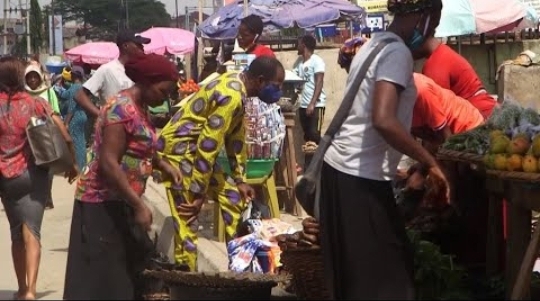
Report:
75,88,100,117
372,81,439,169
98,123,146,210
310,73,324,106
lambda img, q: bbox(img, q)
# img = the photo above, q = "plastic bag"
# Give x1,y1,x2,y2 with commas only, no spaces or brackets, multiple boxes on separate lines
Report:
236,199,271,237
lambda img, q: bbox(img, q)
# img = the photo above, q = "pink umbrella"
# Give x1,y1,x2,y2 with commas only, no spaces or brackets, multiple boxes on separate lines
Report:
65,42,119,65
141,27,195,56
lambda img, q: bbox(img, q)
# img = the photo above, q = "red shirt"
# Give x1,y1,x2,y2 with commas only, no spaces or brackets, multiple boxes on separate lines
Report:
412,73,484,135
0,92,53,179
248,44,275,58
422,44,484,100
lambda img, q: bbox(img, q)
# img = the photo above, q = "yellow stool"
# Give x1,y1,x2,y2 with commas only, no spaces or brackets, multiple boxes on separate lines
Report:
213,173,281,242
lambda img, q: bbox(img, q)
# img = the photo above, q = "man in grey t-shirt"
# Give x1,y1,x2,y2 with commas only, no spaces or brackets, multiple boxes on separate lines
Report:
317,0,448,299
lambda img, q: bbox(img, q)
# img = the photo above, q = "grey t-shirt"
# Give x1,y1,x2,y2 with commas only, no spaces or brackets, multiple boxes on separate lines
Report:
324,32,417,181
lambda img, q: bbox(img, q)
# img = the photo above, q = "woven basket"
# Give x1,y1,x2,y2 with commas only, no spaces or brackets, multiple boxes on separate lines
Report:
486,169,540,183
280,247,330,300
437,149,484,165
142,292,170,300
143,270,285,300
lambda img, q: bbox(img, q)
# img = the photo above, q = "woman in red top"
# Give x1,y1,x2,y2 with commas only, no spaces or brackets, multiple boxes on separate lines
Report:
414,36,497,119
237,15,275,58
0,57,77,300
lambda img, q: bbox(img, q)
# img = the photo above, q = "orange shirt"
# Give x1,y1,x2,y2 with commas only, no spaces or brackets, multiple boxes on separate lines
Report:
422,44,484,100
412,73,484,135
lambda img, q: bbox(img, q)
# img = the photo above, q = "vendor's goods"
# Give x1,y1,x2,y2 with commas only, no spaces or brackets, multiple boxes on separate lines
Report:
441,124,491,154
441,100,540,174
178,79,199,94
243,98,285,160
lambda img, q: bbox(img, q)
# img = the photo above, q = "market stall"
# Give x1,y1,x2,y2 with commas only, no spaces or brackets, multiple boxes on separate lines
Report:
438,97,540,299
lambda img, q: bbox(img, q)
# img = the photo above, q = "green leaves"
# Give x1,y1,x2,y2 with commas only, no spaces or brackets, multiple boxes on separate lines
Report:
29,0,43,53
50,0,171,38
407,229,471,300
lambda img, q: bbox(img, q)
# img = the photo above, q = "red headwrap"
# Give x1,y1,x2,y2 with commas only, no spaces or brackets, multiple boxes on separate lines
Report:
124,53,179,86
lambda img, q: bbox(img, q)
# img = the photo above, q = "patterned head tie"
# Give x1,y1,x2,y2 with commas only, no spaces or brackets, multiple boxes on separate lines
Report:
387,0,435,15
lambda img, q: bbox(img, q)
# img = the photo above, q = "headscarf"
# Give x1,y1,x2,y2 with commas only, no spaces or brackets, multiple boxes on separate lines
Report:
24,64,48,94
387,0,435,15
124,53,179,86
338,37,369,72
62,67,72,82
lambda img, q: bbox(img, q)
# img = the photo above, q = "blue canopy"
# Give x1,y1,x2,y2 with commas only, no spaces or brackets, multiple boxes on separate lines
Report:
199,0,366,39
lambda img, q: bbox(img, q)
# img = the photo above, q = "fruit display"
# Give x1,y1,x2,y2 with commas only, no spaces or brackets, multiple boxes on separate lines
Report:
178,79,200,94
442,101,540,174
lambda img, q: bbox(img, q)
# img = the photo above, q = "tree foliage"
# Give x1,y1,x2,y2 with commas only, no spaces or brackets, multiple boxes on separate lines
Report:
46,0,171,39
29,0,44,53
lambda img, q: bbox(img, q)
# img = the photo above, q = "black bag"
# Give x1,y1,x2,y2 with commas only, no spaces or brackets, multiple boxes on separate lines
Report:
295,38,398,219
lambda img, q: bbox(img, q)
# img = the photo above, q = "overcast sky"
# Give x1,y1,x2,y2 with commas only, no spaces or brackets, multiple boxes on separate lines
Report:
1,0,217,18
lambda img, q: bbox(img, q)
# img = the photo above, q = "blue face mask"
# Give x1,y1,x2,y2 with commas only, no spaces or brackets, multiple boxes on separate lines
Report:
258,84,282,104
406,29,425,51
406,15,431,51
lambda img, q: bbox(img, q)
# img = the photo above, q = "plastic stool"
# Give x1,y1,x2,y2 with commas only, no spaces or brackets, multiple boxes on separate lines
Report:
214,173,281,242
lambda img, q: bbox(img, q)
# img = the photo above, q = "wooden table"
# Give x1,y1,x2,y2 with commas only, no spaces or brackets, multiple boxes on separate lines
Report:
275,112,306,217
485,177,540,300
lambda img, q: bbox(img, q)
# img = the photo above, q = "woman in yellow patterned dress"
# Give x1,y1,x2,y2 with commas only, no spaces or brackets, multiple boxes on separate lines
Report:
157,57,285,271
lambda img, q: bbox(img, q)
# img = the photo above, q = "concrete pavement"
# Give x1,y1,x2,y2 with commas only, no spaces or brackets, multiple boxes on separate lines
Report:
0,176,74,300
0,175,302,300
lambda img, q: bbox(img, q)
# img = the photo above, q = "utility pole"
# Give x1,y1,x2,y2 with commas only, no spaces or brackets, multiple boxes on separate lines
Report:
26,0,30,55
51,0,56,55
3,0,8,54
175,0,179,28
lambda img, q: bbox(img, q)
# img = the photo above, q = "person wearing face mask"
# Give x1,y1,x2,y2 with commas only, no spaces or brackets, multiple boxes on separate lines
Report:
237,14,275,58
63,53,182,300
156,56,285,271
320,0,446,299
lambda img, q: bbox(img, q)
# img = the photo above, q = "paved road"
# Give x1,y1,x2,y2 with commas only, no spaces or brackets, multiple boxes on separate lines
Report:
0,176,75,300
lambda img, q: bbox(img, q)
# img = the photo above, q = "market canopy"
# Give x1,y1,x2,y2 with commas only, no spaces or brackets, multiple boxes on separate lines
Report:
199,0,367,39
435,0,539,37
140,27,195,55
65,42,119,65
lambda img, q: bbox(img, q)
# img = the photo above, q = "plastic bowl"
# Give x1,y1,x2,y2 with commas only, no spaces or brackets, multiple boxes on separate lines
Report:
45,63,67,75
217,157,277,179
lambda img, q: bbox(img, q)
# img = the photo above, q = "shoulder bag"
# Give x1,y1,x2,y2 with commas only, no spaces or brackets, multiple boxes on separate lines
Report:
26,96,73,174
295,38,398,219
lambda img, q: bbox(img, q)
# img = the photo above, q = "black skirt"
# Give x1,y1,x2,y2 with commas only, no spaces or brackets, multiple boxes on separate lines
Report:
319,162,415,300
63,200,154,300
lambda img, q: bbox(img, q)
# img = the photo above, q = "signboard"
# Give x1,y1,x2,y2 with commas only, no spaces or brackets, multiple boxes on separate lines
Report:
48,15,63,55
361,14,386,33
357,0,388,14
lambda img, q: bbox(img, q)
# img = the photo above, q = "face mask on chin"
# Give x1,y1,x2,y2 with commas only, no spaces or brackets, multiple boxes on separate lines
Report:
406,15,431,51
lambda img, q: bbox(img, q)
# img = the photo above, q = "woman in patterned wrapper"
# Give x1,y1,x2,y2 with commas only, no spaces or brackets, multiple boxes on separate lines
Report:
156,56,286,271
63,53,182,300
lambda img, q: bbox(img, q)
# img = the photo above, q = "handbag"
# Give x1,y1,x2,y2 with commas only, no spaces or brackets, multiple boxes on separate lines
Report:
295,38,398,219
26,97,73,174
